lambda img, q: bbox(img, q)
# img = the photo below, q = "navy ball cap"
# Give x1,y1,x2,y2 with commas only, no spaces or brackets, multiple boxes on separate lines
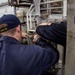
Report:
0,14,21,33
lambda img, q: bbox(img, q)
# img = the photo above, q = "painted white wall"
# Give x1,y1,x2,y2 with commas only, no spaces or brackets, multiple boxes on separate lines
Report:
0,0,14,17
0,5,14,17
0,0,8,3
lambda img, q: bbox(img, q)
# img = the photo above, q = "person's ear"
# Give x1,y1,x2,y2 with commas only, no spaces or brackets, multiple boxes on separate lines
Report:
16,25,21,32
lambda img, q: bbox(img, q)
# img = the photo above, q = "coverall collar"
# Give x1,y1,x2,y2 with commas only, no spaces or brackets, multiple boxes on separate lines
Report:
0,36,20,44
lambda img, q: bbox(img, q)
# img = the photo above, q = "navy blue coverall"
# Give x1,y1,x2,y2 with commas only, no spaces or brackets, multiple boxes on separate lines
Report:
36,21,67,46
0,36,59,75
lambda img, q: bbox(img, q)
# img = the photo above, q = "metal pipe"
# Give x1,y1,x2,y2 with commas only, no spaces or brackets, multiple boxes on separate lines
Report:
63,0,67,20
27,4,34,32
47,0,48,14
19,2,32,5
40,0,63,5
27,4,34,13
14,7,16,15
27,13,29,32
29,8,35,29
29,13,32,29
41,7,63,10
28,29,35,32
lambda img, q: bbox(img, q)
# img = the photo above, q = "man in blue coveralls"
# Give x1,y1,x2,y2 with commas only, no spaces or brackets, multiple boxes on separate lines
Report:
0,14,59,75
35,21,67,46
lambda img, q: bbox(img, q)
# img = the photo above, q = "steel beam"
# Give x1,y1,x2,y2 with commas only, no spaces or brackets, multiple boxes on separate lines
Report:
65,0,75,75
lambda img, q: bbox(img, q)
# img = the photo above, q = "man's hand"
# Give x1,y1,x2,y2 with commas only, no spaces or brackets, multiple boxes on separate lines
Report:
39,22,51,26
33,34,41,43
22,32,29,39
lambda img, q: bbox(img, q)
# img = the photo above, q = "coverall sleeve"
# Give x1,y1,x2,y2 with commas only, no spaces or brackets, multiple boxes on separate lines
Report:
36,21,67,46
32,38,59,70
18,44,59,73
16,39,59,74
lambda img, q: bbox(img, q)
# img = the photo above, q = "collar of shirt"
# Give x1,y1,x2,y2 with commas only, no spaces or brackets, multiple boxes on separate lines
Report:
0,36,20,44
